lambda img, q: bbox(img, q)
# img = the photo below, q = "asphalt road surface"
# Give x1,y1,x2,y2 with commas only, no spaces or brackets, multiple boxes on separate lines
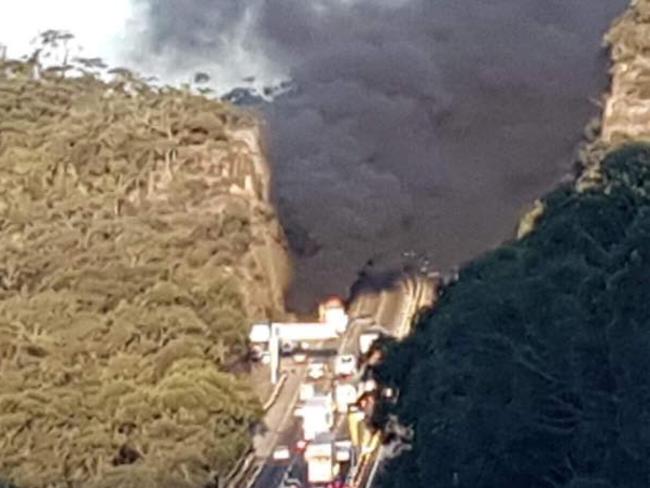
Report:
364,276,437,488
250,274,432,488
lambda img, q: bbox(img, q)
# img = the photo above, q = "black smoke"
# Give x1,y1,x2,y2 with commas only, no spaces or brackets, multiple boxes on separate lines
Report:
129,0,628,311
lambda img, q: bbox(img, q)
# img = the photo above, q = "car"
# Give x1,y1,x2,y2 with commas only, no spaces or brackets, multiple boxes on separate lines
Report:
281,341,297,356
281,476,302,488
307,358,328,380
293,351,308,363
334,354,357,377
272,445,291,461
249,345,264,362
295,439,308,452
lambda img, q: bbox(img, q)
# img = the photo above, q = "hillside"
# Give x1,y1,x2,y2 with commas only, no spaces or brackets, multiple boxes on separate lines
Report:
372,2,650,487
0,55,290,488
375,145,650,488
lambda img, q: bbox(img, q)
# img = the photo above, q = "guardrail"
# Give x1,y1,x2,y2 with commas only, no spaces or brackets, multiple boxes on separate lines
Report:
222,371,289,488
364,443,384,488
244,463,264,488
347,432,380,487
221,447,255,488
263,372,288,410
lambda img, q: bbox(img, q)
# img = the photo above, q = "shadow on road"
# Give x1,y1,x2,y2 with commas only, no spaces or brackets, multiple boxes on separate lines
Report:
348,260,408,301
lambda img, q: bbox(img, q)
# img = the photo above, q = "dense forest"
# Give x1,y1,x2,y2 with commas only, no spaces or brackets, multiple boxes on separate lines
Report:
0,43,288,488
374,144,650,487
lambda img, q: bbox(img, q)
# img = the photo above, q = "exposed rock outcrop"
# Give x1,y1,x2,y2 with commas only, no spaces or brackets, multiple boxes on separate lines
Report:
602,0,650,144
519,0,650,230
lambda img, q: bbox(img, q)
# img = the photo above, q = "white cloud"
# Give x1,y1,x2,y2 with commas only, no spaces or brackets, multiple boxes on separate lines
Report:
0,0,133,65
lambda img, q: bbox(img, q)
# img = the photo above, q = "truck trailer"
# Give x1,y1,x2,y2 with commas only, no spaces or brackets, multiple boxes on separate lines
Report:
334,381,358,414
305,433,337,485
296,396,335,441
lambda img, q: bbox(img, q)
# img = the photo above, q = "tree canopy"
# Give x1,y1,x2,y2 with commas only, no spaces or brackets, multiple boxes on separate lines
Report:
375,144,650,488
0,53,287,488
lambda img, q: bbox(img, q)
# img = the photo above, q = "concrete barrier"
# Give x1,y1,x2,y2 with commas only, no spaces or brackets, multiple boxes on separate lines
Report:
223,371,289,488
365,443,384,488
263,371,288,411
244,463,264,488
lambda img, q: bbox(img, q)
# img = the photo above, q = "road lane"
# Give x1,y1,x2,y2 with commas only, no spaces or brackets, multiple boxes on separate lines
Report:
248,274,433,488
249,364,307,488
375,287,403,331
252,463,288,488
349,289,381,321
365,276,438,488
253,367,304,458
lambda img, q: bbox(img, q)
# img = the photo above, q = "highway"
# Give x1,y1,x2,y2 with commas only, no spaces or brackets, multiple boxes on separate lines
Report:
362,276,437,488
249,369,305,487
247,273,435,488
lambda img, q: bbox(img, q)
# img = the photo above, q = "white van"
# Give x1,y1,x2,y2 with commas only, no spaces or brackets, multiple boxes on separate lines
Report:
334,354,357,377
307,358,329,380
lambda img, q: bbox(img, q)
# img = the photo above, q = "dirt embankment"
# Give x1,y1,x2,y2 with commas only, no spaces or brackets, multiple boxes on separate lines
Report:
0,56,290,488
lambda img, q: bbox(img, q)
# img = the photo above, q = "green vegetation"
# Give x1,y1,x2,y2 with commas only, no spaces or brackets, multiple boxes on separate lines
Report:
0,48,284,487
375,145,650,488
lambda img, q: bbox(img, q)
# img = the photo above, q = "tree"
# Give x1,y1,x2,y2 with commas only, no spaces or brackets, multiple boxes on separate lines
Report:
0,55,287,487
375,145,650,488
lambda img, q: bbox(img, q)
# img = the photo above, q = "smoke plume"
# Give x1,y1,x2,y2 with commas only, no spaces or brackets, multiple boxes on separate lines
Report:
129,0,628,310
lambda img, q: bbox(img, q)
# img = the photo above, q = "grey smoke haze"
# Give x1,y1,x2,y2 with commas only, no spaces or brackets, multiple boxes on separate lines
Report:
134,0,628,311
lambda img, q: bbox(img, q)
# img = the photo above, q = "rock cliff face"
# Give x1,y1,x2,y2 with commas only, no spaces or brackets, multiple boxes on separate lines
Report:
0,58,290,488
137,122,290,319
519,0,650,230
602,0,650,144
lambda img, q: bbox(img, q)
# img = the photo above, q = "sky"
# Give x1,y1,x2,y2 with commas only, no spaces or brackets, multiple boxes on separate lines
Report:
0,0,135,65
0,0,630,311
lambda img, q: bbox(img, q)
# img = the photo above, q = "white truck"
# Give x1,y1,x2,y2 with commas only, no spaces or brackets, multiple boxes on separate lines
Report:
299,381,331,402
335,439,353,462
299,382,316,402
296,396,334,441
334,381,358,414
305,432,337,485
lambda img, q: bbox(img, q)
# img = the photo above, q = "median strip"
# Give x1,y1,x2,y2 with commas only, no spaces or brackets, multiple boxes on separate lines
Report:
224,371,289,488
264,371,289,411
